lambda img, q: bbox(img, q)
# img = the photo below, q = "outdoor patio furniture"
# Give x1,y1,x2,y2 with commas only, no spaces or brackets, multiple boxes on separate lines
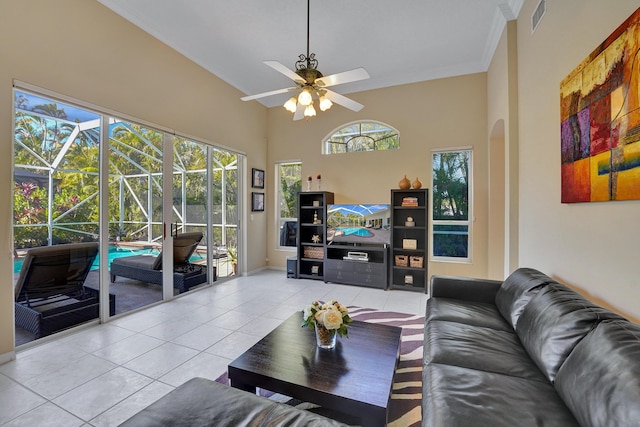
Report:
14,242,116,339
109,232,209,293
279,220,297,246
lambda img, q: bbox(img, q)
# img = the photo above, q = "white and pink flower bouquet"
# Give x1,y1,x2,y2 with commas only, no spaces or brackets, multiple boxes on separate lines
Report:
301,300,352,338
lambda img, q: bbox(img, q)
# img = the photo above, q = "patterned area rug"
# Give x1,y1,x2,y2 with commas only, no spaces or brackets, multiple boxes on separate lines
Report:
215,307,424,426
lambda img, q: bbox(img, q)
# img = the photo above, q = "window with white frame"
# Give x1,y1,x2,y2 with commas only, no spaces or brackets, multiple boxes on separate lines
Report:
323,121,399,154
431,149,472,261
276,161,301,248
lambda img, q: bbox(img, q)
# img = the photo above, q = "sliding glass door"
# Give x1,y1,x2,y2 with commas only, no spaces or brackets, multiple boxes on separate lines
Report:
13,90,104,345
172,137,210,280
210,149,239,278
13,87,244,346
172,138,240,281
107,118,165,314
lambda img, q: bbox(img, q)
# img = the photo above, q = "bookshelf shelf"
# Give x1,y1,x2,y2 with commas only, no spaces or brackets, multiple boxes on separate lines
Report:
389,189,428,292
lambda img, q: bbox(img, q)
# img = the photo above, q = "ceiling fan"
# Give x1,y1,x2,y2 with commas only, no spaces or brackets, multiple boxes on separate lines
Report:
240,0,370,120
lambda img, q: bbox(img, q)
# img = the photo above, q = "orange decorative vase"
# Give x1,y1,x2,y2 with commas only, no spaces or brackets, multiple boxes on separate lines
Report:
412,177,422,189
399,175,411,189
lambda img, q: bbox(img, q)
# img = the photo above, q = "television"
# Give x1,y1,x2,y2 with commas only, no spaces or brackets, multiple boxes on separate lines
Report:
327,204,391,245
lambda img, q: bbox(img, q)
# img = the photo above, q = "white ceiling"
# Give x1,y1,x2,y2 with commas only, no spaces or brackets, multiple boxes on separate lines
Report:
97,0,524,108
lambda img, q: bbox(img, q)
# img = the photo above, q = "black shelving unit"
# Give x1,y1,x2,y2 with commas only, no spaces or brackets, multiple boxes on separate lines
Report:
389,189,428,292
297,191,334,280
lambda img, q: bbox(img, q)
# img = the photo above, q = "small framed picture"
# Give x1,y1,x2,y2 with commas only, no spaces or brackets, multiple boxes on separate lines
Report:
252,168,265,189
252,192,265,212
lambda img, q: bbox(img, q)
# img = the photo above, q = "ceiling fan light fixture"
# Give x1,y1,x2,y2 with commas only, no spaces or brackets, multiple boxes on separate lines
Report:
319,95,333,111
240,0,368,120
304,103,317,117
298,88,313,106
283,96,297,113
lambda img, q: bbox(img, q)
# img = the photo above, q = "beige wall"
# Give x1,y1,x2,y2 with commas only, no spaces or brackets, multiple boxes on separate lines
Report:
487,20,519,279
517,0,640,322
0,0,268,357
267,74,491,280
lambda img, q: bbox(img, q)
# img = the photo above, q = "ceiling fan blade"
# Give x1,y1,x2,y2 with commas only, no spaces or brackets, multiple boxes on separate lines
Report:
324,89,364,112
264,60,306,84
315,68,370,87
293,102,305,121
241,87,297,101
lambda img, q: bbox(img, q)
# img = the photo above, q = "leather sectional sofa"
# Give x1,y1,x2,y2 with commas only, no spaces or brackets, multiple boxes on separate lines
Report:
423,268,640,426
119,377,348,426
121,267,640,426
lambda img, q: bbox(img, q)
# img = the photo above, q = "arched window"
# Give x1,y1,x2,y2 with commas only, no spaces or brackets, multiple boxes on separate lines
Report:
323,121,399,154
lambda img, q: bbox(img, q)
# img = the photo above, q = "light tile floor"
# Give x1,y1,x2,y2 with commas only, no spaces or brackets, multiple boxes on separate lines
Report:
0,269,428,426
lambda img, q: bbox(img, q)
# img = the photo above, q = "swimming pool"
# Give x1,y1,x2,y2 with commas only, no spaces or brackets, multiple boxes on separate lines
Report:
336,227,374,237
14,245,158,274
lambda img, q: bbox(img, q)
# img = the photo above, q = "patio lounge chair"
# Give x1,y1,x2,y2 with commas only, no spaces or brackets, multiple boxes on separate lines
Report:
14,242,116,339
109,232,209,293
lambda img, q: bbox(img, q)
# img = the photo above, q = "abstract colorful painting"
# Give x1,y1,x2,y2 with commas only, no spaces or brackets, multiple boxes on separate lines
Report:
560,7,640,203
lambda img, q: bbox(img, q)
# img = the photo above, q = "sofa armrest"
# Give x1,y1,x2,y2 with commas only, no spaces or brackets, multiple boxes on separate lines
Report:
430,275,503,304
119,377,348,427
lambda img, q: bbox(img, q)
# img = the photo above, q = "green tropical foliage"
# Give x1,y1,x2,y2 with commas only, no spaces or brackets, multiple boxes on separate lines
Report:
14,97,101,246
432,151,469,220
108,122,164,241
432,151,470,258
279,163,301,219
13,93,239,251
13,183,48,247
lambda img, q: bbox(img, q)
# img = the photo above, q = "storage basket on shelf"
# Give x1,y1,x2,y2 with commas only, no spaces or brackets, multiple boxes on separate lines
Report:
303,246,324,259
395,255,408,267
410,256,424,268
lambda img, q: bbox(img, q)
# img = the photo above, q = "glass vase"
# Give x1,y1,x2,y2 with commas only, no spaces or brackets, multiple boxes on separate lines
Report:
315,324,337,349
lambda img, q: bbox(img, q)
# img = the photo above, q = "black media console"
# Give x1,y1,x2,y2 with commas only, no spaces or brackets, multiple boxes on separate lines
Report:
324,243,388,289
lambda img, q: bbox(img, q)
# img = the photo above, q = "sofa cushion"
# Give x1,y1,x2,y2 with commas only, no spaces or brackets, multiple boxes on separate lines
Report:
119,377,349,427
495,267,556,329
422,363,579,427
555,320,640,427
515,283,624,383
426,297,512,332
424,320,546,381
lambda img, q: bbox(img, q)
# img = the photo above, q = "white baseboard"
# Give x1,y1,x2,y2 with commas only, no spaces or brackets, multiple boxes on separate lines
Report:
0,350,16,366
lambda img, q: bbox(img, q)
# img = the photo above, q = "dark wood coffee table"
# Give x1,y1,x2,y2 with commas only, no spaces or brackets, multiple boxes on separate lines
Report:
228,313,402,426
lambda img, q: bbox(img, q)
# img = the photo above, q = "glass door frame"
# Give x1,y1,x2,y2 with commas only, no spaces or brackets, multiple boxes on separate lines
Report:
161,132,174,301
98,116,111,319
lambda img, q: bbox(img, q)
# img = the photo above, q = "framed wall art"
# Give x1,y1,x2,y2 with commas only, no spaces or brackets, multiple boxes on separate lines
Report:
560,7,640,203
252,192,265,212
252,168,265,189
